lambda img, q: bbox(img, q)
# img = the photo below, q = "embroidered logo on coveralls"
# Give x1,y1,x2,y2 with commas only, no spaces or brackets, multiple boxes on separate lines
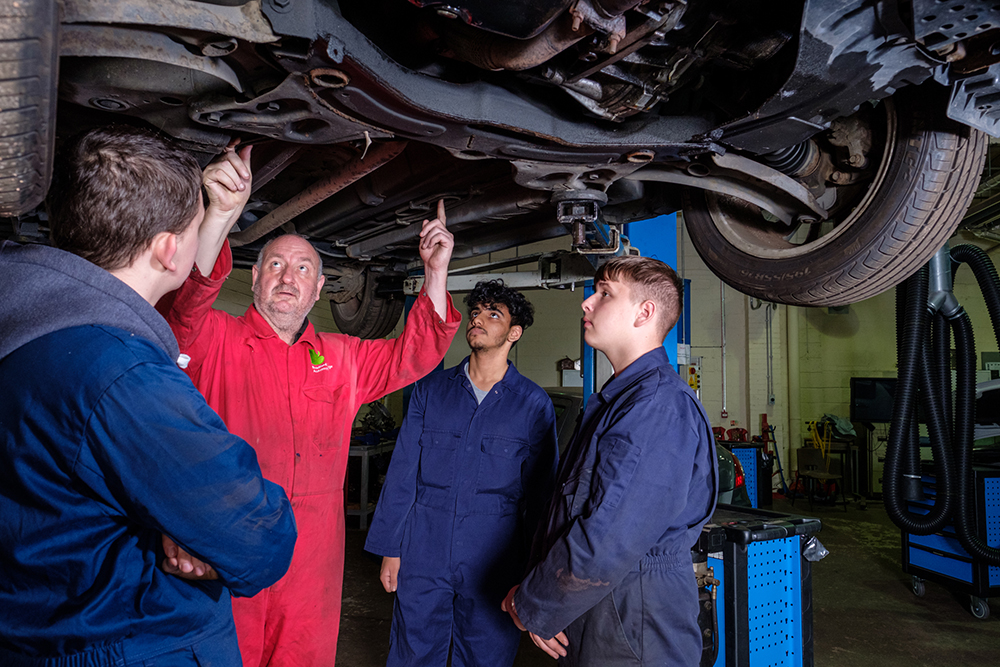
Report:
309,349,331,372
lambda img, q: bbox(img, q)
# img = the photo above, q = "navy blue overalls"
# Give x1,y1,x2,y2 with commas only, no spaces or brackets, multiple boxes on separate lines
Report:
366,359,558,667
514,347,718,666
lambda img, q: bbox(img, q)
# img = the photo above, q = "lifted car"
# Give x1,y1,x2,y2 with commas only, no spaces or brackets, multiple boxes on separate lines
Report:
3,0,1000,336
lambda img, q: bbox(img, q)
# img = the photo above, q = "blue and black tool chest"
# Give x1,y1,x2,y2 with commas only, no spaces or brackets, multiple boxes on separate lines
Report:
697,505,823,667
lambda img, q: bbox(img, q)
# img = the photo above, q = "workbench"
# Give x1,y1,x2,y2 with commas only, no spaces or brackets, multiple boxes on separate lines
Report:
345,438,395,530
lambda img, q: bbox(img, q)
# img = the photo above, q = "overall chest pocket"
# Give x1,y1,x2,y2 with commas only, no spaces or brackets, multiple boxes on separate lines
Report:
417,430,461,490
592,438,642,510
476,436,529,499
301,385,345,451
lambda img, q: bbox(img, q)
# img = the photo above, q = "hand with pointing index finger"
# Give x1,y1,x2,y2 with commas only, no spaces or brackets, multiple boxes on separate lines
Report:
202,141,252,230
193,140,255,277
418,199,453,274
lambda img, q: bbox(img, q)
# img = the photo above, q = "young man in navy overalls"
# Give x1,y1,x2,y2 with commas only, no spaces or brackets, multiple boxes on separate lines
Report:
367,279,558,667
504,256,718,667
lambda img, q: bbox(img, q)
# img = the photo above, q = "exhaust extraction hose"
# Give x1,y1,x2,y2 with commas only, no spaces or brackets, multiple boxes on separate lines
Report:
884,268,954,534
951,244,1000,350
948,244,1000,566
887,243,1000,563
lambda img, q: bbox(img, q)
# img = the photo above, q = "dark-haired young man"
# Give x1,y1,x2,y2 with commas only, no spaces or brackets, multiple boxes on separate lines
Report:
502,256,717,667
0,126,296,666
365,279,558,667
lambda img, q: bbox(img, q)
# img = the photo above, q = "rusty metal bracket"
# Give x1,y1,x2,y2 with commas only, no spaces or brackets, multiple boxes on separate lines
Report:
229,141,407,246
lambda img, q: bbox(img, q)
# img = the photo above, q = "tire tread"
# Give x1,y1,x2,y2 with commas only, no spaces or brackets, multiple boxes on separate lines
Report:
0,0,58,217
685,92,988,306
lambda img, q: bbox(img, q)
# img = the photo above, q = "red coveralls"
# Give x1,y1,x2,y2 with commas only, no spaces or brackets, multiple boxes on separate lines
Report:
158,241,461,667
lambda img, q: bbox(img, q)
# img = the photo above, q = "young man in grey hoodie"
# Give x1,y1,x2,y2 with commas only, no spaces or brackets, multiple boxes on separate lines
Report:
0,126,297,667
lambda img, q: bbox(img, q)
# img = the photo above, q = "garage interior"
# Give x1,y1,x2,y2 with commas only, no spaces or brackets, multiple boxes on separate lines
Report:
198,149,1000,665
7,1,1000,665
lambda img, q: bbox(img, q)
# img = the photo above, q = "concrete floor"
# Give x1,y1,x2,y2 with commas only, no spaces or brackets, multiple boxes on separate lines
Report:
338,496,999,666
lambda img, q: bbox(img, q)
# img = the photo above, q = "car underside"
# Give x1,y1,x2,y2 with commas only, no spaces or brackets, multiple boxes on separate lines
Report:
3,0,1000,336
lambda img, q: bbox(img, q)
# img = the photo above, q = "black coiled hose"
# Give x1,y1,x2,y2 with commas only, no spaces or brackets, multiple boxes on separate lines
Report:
887,244,1000,564
948,245,1000,566
932,312,953,442
894,287,922,500
885,269,954,534
952,244,1000,350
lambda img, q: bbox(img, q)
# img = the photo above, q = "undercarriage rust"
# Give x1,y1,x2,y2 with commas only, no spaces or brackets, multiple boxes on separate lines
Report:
228,141,408,247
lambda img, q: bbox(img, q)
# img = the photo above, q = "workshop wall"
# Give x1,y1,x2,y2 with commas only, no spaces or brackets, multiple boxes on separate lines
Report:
677,217,792,489
789,290,896,487
790,238,1000,428
678,214,1000,493
792,292,896,428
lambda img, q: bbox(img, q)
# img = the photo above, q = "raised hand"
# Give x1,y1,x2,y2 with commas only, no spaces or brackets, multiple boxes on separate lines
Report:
194,141,253,276
203,142,253,227
418,199,454,275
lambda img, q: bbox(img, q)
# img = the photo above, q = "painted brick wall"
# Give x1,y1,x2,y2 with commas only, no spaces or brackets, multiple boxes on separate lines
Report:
678,217,791,491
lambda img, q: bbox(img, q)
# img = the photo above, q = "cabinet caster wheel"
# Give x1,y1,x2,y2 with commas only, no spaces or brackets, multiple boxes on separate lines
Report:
970,596,990,620
911,576,925,598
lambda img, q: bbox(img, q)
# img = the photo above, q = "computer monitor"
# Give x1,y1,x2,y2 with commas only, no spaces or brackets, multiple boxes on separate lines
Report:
850,377,898,423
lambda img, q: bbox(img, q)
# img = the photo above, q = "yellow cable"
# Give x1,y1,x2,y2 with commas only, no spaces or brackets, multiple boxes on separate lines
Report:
809,421,831,463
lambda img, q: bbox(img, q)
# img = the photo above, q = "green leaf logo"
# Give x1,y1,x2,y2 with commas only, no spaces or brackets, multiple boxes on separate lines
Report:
309,349,325,365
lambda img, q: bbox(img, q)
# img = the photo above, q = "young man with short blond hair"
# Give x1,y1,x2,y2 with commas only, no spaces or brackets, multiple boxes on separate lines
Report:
503,255,717,667
0,126,296,667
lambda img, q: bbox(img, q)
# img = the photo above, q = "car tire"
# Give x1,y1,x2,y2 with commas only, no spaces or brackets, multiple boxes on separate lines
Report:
0,0,59,217
682,90,987,307
330,269,405,339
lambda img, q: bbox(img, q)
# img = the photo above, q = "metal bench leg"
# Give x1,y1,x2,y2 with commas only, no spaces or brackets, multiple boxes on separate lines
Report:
359,450,370,530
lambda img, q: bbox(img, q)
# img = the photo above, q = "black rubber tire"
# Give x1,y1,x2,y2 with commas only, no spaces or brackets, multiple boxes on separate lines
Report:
683,90,987,307
330,269,405,339
0,0,59,217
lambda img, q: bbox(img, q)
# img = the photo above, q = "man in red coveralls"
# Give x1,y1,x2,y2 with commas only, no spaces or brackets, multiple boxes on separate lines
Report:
158,144,461,667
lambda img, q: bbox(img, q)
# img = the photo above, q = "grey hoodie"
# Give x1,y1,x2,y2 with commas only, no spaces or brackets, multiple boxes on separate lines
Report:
0,241,179,363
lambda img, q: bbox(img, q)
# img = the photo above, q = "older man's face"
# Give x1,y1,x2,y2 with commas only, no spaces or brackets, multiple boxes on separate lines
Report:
251,236,324,331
